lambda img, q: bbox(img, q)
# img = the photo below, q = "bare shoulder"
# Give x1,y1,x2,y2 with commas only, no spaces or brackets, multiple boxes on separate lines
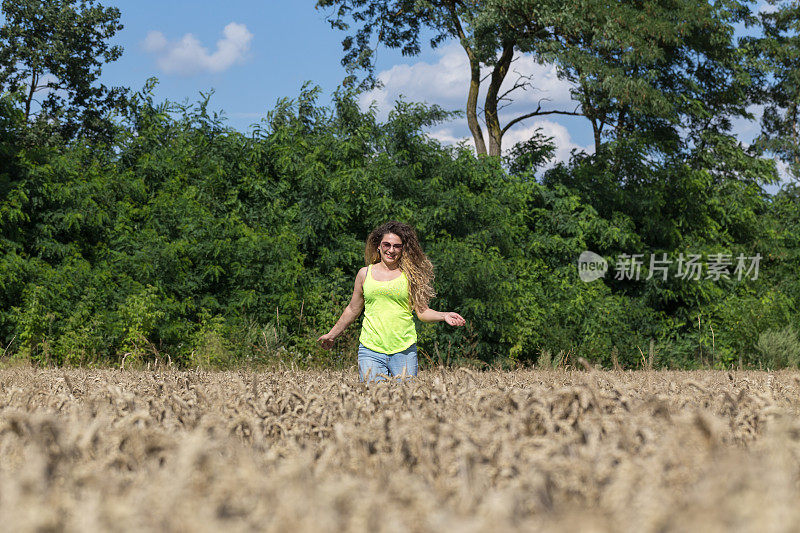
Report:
355,266,368,285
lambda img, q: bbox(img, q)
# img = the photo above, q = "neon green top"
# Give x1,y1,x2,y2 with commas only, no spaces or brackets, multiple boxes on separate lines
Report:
359,264,417,354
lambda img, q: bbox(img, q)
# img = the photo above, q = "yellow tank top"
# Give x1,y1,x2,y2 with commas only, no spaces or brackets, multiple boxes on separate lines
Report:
359,264,417,354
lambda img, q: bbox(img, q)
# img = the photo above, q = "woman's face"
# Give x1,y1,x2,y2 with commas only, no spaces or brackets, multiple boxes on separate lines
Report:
378,232,403,266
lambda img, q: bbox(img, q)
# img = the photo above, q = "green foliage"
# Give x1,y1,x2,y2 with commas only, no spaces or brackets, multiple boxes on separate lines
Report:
0,0,126,142
0,74,798,369
118,286,166,364
750,0,800,179
317,0,761,156
512,0,758,151
1,0,799,370
505,129,557,176
315,0,463,87
189,311,233,369
756,326,800,368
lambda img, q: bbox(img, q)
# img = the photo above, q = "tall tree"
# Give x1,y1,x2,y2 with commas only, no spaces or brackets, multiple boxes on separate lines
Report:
318,0,758,157
0,0,126,140
752,0,800,180
487,0,758,154
315,0,580,157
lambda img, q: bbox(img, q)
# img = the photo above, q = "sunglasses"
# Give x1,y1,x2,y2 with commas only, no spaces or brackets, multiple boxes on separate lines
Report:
380,241,404,251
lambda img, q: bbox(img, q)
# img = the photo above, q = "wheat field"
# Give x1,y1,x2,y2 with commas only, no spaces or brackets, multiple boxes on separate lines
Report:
0,366,798,531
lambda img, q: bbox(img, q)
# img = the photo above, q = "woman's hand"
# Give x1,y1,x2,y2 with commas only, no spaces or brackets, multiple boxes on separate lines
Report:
416,307,466,326
443,312,466,327
318,332,336,350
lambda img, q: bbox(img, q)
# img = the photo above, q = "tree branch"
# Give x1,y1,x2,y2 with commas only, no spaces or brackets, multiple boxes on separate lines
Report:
501,102,583,136
497,67,534,103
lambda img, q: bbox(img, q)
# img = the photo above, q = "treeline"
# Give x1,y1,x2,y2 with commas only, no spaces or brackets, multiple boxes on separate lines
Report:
0,81,798,369
1,0,799,369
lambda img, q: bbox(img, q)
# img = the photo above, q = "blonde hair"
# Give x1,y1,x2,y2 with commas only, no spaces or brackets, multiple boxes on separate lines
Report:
364,221,435,311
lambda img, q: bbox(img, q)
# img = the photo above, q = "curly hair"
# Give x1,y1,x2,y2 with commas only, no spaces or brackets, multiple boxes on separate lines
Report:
364,221,435,311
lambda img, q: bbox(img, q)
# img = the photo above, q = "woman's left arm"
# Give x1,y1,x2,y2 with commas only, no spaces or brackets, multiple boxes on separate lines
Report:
415,307,466,326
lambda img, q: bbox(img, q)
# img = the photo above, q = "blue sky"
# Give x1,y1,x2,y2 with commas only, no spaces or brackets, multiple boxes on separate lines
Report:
103,2,358,129
100,0,600,160
99,1,774,172
102,2,440,130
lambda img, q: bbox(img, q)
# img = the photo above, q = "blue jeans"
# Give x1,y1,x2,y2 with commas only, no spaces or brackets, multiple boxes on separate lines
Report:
358,343,418,382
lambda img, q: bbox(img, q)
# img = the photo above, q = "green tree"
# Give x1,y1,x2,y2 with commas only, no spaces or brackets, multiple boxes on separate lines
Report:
492,0,758,154
317,0,759,157
752,0,800,179
315,0,582,156
0,0,126,140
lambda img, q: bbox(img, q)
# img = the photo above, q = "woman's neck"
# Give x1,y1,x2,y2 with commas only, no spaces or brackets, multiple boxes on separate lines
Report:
377,259,400,271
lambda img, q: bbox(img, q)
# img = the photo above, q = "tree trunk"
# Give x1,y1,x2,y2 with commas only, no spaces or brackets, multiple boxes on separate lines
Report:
447,2,487,156
25,70,38,122
792,103,799,172
464,48,487,156
485,42,515,157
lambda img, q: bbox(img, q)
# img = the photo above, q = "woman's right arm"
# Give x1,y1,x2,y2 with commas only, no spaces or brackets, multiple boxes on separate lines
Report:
317,267,367,349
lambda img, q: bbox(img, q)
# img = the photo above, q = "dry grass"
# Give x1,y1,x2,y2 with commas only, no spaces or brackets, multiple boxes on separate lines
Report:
1,367,799,531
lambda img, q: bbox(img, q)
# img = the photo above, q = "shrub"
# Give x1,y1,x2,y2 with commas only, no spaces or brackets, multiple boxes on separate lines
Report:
756,326,800,368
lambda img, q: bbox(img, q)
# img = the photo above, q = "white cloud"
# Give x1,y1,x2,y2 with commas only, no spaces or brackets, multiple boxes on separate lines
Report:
360,42,578,120
359,43,467,114
143,31,168,53
729,105,798,192
500,54,578,109
776,159,791,181
143,23,253,76
764,160,795,195
360,42,588,159
757,0,779,14
428,128,471,147
730,105,764,144
428,119,592,167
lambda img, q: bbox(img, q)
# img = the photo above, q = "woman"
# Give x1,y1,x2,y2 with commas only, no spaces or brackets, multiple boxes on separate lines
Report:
318,221,465,381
